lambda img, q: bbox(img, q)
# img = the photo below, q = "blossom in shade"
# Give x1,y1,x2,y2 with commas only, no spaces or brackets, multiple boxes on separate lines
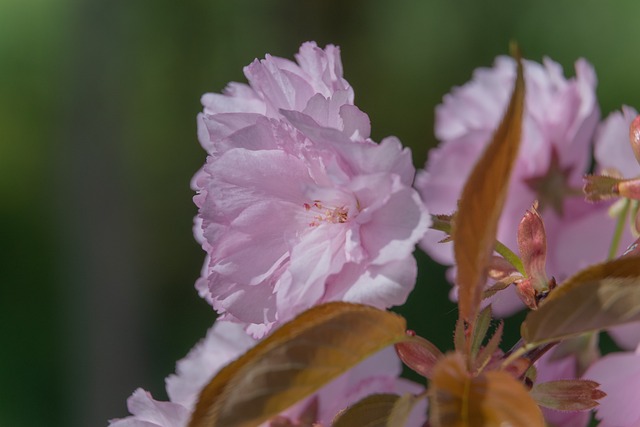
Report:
584,344,640,427
594,106,640,179
591,106,640,349
416,55,602,315
193,43,429,337
108,321,427,427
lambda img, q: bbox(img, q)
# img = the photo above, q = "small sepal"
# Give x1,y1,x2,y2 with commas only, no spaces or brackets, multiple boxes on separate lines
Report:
395,331,443,379
583,174,624,201
530,379,605,412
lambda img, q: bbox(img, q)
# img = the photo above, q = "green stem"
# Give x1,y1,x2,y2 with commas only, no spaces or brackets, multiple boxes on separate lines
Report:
608,198,630,260
495,240,526,276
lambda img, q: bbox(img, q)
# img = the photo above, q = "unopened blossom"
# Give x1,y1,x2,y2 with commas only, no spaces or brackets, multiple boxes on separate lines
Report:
109,321,427,427
584,344,640,427
193,43,429,337
416,55,602,315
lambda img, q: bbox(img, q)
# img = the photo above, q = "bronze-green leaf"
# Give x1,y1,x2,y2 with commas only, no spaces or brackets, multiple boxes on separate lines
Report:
453,46,525,323
522,256,640,345
429,353,544,427
332,393,424,427
187,302,409,427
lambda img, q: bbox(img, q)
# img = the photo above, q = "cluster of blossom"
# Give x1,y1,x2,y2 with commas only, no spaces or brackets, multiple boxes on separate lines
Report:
109,42,640,426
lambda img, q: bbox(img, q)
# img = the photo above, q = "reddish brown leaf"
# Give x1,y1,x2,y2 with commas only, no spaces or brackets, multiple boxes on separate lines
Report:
453,47,525,323
429,353,544,427
187,303,409,427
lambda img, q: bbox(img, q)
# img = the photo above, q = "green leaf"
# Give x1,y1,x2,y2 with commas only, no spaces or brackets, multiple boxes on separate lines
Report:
187,302,409,427
471,305,493,359
474,321,503,373
453,45,525,323
530,379,605,411
332,393,424,427
429,353,545,427
521,256,640,345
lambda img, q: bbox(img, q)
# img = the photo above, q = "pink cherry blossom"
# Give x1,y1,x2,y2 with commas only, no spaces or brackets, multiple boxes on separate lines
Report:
416,55,603,315
109,321,427,427
193,44,429,337
584,344,640,427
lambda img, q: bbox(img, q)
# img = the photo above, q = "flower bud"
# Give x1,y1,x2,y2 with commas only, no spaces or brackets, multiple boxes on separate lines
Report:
518,202,549,292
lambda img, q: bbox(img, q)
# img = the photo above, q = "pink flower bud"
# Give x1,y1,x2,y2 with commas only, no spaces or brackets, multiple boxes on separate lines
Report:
517,203,549,293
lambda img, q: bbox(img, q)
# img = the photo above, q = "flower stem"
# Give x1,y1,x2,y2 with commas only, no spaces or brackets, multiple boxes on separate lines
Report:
495,240,526,276
608,198,630,260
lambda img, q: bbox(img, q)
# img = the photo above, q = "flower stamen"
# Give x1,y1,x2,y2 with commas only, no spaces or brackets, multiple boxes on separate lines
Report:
304,200,349,226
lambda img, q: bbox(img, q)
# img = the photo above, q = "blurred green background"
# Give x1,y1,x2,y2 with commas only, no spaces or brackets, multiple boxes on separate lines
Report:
3,1,640,426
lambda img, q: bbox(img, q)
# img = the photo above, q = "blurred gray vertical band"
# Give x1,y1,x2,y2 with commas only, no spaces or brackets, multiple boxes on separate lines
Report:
56,1,148,426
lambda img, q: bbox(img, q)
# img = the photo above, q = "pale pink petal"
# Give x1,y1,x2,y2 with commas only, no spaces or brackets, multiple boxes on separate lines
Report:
608,322,640,351
276,224,347,322
166,322,255,408
595,105,640,178
244,56,315,115
585,346,640,427
109,389,189,427
326,256,418,308
340,104,371,140
294,42,351,97
201,82,264,115
359,185,430,265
